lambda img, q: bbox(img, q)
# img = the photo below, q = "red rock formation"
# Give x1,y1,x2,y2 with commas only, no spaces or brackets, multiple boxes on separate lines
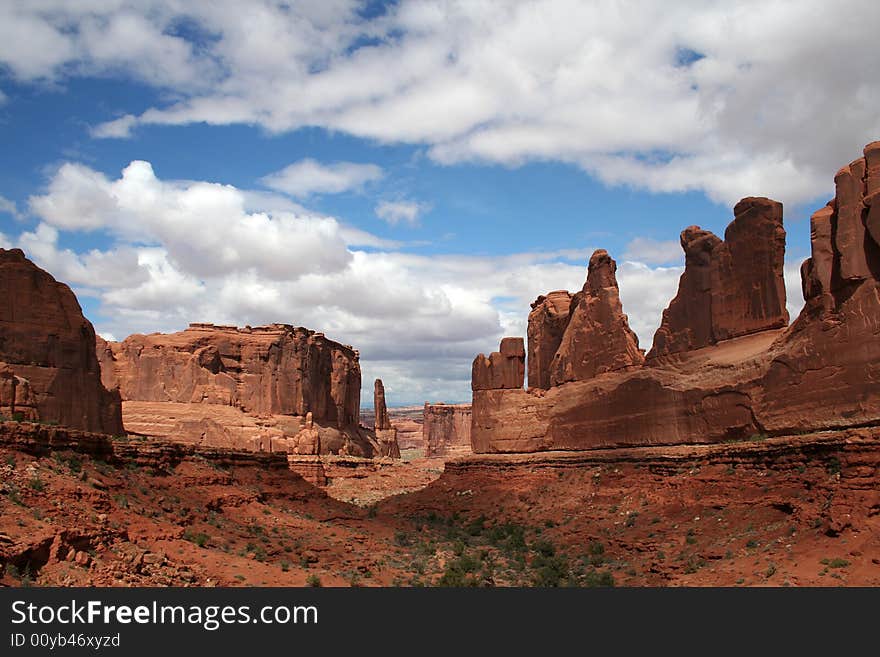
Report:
374,379,391,430
472,337,525,390
0,249,123,434
759,141,880,432
648,198,788,358
372,379,400,459
101,323,361,428
423,403,472,457
549,250,644,385
471,142,880,454
527,290,572,389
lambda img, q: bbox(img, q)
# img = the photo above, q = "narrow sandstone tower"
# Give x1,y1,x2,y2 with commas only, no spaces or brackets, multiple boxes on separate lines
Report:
549,249,644,385
648,197,788,358
372,378,400,459
374,378,391,429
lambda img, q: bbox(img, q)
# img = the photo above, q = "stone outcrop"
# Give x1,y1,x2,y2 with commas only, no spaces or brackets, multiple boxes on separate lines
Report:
374,379,390,430
100,323,361,427
98,322,382,456
527,290,572,389
290,412,321,455
423,403,472,457
549,250,644,385
0,249,123,434
648,198,788,358
759,141,880,432
472,337,525,390
371,379,400,459
471,142,880,454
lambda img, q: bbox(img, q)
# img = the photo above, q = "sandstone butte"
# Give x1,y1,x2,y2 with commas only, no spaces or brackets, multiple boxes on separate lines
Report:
471,141,880,454
423,402,472,458
0,248,123,435
98,324,396,458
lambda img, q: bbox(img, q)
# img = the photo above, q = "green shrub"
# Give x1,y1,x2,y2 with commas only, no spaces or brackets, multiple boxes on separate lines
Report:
306,574,322,587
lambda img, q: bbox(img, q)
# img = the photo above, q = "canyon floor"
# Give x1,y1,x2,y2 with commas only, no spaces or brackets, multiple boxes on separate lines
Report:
1,423,878,587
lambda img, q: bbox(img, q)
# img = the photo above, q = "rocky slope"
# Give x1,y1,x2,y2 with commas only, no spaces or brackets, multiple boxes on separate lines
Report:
2,420,876,587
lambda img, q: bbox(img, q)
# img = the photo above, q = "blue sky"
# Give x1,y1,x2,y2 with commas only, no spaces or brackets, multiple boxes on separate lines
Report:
0,1,877,405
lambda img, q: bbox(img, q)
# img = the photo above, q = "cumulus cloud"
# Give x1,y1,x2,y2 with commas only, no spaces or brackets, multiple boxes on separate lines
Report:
622,237,683,266
375,200,428,226
0,195,22,220
261,159,384,197
2,0,860,207
29,160,353,280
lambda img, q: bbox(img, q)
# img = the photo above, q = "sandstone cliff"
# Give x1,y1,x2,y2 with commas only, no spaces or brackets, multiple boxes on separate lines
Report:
100,323,379,456
423,403,472,457
100,323,360,427
0,249,123,434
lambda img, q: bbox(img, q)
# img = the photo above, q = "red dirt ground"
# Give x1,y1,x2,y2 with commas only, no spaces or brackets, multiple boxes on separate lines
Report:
1,423,877,587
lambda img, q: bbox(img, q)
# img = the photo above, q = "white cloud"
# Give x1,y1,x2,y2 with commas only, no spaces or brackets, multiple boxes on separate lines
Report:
0,232,9,249
29,160,353,280
0,195,22,220
89,114,138,139
7,0,861,207
261,159,384,197
622,237,683,266
375,200,428,226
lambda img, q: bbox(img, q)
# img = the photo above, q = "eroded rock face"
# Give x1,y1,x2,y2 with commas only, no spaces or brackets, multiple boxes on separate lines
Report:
527,290,572,389
649,198,788,358
549,250,644,385
760,141,880,432
472,337,525,390
423,403,472,457
0,249,123,434
471,142,880,454
101,323,361,428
